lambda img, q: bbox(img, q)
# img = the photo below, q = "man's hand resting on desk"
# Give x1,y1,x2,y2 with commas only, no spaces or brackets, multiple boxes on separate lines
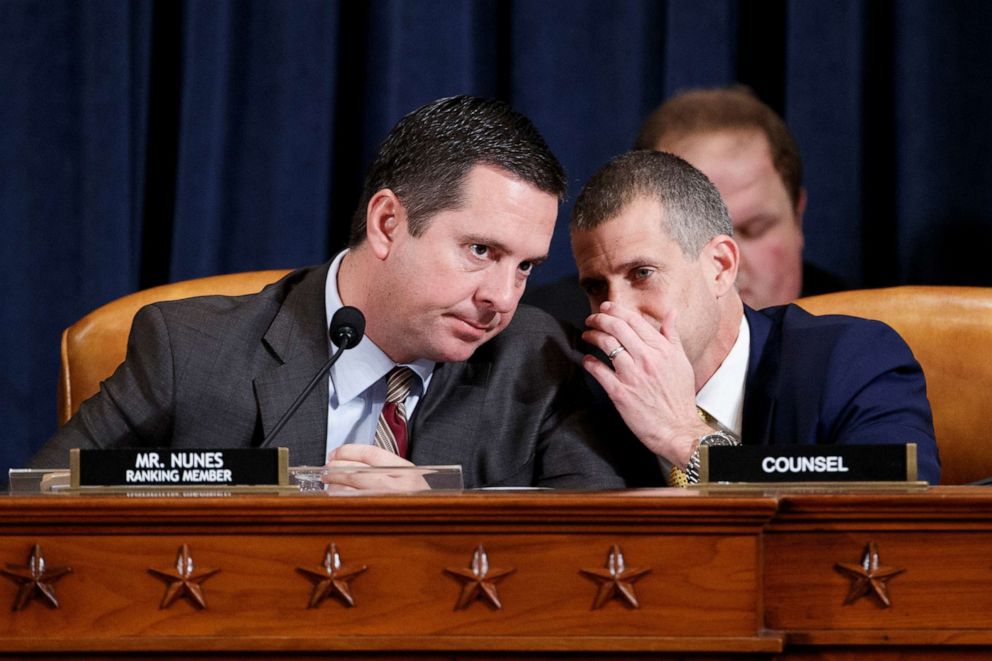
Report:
322,445,431,491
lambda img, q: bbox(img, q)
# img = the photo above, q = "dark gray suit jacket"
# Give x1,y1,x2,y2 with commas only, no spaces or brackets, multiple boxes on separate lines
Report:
31,263,625,489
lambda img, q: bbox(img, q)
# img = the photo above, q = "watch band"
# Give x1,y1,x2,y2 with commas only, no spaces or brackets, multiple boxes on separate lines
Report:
685,430,740,484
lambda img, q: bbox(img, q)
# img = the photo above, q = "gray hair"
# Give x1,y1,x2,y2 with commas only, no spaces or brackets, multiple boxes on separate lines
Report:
571,150,732,256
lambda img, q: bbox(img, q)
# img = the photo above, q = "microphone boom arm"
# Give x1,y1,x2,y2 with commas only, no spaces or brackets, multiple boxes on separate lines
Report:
259,344,345,448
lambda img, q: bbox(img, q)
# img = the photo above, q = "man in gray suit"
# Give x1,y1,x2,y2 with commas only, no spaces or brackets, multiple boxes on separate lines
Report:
31,96,624,490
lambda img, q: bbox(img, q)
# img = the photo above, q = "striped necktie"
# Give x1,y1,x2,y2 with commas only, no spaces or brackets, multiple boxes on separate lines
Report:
373,367,416,458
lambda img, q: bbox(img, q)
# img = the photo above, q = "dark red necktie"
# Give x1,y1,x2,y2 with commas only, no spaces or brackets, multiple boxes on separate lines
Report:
373,367,416,458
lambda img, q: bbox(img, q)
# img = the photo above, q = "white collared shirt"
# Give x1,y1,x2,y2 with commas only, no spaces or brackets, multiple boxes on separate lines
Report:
322,250,435,457
695,315,750,437
657,315,750,477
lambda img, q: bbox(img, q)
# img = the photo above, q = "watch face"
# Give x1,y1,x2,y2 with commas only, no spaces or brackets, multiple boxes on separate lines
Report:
700,432,739,447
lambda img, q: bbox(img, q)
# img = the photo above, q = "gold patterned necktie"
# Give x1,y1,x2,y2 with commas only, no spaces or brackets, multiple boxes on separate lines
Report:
373,367,416,458
668,463,691,488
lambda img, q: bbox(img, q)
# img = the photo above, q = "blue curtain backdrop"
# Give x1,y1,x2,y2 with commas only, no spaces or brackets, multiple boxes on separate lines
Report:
2,0,992,478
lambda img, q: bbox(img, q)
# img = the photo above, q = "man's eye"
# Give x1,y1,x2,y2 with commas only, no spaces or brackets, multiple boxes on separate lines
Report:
736,217,774,240
582,282,605,297
469,244,489,257
518,261,533,274
736,225,756,240
633,267,654,281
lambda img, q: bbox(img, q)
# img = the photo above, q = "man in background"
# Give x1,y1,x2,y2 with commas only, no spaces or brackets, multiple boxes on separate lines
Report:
635,86,846,309
524,86,846,326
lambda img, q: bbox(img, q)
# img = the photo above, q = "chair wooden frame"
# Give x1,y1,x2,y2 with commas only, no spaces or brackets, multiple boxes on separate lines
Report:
797,285,992,484
58,269,292,426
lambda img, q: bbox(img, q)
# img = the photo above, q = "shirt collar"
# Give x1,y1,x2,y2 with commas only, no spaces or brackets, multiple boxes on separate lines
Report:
695,315,750,436
324,250,434,405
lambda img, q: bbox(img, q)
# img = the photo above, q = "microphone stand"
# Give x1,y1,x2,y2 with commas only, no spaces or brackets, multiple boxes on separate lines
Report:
260,344,345,448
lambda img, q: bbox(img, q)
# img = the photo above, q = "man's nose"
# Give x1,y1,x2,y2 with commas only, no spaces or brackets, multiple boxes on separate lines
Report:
606,285,637,310
477,265,519,313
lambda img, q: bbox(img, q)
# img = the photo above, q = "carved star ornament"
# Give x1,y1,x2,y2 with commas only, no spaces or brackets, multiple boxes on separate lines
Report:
581,544,651,609
1,544,72,611
835,541,905,608
296,544,367,608
445,545,515,610
148,544,220,609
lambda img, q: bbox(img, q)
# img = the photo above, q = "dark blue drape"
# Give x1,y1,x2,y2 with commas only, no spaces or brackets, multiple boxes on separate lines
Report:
3,0,992,479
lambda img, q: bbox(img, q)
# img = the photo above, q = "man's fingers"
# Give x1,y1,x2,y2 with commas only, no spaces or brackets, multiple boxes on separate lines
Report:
324,483,359,492
598,301,668,345
325,459,372,468
327,444,413,467
323,444,428,491
660,308,681,347
583,315,644,358
582,327,630,358
582,354,623,396
323,469,430,491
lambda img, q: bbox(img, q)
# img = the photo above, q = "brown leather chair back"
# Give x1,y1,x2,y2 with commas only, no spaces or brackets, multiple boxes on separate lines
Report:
58,270,292,426
796,286,992,484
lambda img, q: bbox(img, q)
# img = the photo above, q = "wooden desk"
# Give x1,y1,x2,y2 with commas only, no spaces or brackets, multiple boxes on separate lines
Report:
1,487,990,658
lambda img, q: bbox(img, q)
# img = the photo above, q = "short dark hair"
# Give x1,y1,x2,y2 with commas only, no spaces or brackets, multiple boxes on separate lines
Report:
634,86,803,208
571,150,732,256
349,95,566,247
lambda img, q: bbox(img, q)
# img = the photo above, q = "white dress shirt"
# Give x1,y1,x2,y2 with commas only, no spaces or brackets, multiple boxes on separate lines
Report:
322,251,435,458
695,315,750,437
656,315,750,477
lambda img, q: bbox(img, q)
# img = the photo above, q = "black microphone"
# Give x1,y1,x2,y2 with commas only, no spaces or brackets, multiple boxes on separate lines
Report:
261,306,366,447
329,305,365,349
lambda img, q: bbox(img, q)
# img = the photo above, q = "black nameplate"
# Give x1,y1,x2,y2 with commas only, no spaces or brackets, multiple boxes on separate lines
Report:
69,448,289,488
701,443,917,483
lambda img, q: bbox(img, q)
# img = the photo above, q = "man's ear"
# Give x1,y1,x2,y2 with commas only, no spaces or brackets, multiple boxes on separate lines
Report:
794,187,808,250
795,187,808,220
701,234,739,296
365,189,406,260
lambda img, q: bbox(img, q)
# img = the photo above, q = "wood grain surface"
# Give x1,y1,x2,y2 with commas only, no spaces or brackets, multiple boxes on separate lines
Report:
1,487,990,657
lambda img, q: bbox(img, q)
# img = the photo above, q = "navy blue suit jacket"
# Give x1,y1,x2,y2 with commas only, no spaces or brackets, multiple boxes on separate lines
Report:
619,304,940,485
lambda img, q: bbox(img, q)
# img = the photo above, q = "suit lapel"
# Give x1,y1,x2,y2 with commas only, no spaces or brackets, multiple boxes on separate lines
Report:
741,306,778,446
407,357,491,468
254,263,331,466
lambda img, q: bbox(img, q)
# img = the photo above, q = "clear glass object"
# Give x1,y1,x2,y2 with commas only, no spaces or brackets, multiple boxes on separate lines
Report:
9,465,463,494
289,465,463,493
7,469,71,493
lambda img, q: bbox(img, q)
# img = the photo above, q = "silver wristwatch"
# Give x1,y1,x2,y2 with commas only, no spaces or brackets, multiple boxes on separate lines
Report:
685,431,740,484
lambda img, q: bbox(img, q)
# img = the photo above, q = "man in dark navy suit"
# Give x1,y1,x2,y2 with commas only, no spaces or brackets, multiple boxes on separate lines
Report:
570,150,939,485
